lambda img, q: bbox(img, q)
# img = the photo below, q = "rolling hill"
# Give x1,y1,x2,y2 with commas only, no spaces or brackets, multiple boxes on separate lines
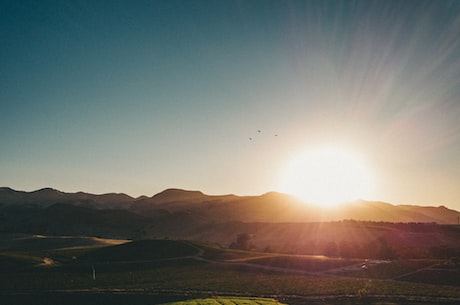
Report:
1,187,459,258
1,187,459,226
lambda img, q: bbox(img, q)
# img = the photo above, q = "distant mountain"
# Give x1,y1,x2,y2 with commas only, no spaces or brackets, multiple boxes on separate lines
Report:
150,188,209,203
1,187,459,258
130,189,460,224
0,187,134,209
1,187,459,224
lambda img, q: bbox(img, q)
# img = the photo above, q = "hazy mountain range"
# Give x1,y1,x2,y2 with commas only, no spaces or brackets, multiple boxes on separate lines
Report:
1,187,458,224
1,187,459,257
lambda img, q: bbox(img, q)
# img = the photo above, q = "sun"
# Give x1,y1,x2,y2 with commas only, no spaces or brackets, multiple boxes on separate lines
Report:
279,145,374,207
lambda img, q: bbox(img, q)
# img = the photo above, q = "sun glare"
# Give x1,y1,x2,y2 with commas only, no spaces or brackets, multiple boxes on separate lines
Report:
279,146,374,207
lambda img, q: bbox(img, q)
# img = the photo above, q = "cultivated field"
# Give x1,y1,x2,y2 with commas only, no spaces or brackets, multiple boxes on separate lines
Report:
159,297,287,305
1,236,459,305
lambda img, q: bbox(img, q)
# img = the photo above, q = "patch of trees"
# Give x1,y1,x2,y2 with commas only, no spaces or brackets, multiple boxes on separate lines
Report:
229,233,256,251
229,222,459,260
230,233,399,260
430,245,459,259
322,237,398,260
319,240,460,259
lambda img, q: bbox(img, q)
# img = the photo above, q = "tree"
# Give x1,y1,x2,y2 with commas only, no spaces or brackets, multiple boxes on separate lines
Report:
230,233,254,250
376,237,398,260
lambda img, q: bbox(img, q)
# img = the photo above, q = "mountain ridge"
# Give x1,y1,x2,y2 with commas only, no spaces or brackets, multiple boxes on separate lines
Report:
0,187,458,212
1,187,459,258
0,187,135,209
1,187,458,224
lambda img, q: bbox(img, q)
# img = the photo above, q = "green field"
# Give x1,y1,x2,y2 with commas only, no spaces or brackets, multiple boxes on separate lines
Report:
159,297,287,305
1,237,459,305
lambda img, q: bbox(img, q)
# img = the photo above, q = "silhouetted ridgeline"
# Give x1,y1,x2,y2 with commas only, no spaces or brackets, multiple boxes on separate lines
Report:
1,187,459,259
1,187,458,223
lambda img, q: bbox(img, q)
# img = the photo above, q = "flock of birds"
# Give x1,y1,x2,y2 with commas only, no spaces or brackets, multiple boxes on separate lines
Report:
249,130,278,141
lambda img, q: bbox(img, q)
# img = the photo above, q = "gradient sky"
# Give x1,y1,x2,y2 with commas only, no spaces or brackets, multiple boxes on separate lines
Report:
2,0,460,209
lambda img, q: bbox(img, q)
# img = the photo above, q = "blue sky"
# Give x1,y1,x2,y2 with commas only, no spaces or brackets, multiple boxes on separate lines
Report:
2,1,460,209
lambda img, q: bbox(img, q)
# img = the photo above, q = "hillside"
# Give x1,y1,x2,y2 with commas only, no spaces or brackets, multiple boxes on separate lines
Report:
2,187,458,225
79,239,199,262
1,187,460,258
0,187,135,209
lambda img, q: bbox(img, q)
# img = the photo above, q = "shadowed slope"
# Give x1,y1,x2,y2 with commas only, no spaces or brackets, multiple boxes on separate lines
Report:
79,239,198,262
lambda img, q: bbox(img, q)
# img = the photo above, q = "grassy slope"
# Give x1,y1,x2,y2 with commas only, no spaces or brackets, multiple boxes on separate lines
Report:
159,297,287,305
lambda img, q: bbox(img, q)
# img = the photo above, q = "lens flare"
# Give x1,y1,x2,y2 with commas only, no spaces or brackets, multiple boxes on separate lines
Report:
280,146,375,206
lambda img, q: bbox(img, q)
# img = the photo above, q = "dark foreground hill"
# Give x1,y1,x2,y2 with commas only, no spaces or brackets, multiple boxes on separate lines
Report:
78,239,198,262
